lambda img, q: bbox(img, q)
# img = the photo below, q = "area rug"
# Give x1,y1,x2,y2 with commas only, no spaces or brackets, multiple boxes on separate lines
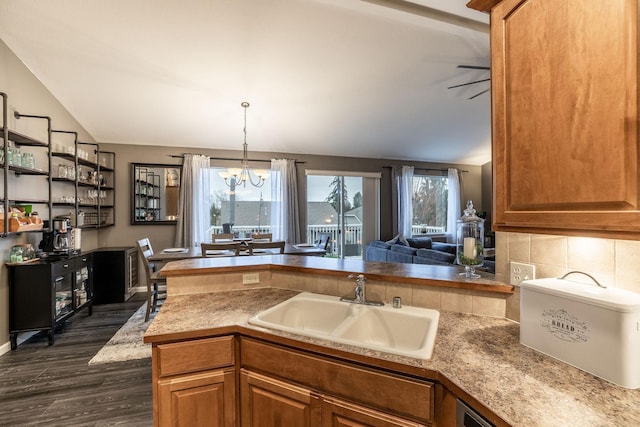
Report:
88,302,153,365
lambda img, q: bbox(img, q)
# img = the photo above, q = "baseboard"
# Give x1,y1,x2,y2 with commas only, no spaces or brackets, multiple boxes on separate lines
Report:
0,331,38,356
0,341,10,356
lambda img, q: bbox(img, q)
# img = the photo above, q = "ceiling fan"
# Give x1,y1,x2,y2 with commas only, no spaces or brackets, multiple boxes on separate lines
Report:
448,65,490,100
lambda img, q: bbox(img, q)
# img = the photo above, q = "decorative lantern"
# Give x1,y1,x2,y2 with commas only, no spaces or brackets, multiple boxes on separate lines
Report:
456,200,484,279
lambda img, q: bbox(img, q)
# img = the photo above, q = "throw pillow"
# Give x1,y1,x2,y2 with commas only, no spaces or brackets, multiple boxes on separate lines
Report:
407,237,432,249
386,233,409,246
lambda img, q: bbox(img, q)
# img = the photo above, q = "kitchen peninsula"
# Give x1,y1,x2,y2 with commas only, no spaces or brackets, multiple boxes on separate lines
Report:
145,257,640,426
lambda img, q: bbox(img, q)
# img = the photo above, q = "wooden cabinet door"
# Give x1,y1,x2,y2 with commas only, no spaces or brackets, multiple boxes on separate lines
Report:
321,396,427,427
489,0,640,238
157,369,236,427
240,370,321,427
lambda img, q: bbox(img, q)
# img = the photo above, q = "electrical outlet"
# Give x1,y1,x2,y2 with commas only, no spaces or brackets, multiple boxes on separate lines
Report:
242,273,260,285
510,261,535,285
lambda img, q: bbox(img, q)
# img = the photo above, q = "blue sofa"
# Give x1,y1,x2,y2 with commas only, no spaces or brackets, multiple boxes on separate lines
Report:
365,238,457,266
365,237,496,273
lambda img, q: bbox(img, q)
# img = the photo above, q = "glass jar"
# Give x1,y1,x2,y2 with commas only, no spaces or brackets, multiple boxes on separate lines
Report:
58,164,67,179
22,244,35,261
8,146,20,166
9,246,23,263
6,145,12,165
22,152,34,169
456,200,485,279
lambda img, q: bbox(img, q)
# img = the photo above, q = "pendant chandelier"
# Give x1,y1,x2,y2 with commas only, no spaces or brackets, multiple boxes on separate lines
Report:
221,101,269,188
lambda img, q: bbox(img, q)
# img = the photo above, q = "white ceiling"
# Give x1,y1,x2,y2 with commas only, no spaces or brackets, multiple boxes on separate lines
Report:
0,0,491,165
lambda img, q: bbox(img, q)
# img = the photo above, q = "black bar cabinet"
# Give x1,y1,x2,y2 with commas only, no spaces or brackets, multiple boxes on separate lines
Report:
8,253,93,350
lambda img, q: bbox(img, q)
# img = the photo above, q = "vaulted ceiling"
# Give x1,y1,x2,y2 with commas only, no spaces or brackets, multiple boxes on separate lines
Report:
0,0,491,164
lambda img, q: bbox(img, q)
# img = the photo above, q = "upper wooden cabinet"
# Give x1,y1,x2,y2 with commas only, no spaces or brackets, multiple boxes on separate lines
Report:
468,0,640,238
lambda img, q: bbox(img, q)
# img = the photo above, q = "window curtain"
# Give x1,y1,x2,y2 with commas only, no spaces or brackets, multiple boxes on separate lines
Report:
270,158,300,243
391,165,414,237
399,166,414,237
446,167,462,243
175,154,211,247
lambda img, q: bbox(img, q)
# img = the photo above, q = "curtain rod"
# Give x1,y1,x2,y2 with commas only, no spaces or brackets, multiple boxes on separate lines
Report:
382,165,468,173
170,154,305,164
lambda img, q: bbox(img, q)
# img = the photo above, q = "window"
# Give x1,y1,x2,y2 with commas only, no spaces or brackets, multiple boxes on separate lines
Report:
208,166,272,237
411,175,448,235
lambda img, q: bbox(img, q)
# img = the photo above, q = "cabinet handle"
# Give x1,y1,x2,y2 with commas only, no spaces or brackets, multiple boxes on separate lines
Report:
54,276,64,283
63,263,69,268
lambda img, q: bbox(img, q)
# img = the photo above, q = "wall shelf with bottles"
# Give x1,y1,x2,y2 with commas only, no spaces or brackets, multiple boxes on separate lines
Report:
50,137,116,229
1,91,116,236
79,145,115,228
1,92,52,236
51,130,80,228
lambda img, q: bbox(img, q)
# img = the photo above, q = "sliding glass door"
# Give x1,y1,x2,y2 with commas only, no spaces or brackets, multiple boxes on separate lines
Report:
306,171,380,259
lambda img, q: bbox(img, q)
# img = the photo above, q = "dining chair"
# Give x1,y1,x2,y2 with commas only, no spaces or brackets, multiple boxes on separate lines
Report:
248,240,285,255
251,233,272,242
212,233,235,242
136,237,167,322
315,233,332,251
201,242,243,257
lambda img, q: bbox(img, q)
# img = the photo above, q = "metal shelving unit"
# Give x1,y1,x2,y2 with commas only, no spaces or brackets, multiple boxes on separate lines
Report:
134,166,161,221
1,92,52,236
1,90,116,236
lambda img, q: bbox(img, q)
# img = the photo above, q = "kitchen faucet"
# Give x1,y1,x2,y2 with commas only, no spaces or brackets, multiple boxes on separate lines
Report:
340,274,384,306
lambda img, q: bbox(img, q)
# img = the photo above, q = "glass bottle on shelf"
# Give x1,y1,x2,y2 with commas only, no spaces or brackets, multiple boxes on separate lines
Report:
8,143,20,166
14,147,21,167
6,142,12,165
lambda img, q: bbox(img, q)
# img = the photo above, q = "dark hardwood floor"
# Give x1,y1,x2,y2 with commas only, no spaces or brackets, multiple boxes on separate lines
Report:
0,293,154,426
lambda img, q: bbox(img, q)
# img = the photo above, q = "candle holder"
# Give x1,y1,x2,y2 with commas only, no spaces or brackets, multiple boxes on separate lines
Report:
456,200,485,279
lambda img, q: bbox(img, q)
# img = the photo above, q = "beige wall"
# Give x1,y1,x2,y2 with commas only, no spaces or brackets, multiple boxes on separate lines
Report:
99,143,485,250
495,231,640,321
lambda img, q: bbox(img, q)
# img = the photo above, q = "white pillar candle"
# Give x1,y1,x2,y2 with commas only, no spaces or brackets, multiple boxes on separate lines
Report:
463,237,476,259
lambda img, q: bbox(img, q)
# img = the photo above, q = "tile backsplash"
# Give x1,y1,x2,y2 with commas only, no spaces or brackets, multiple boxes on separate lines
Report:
495,231,640,321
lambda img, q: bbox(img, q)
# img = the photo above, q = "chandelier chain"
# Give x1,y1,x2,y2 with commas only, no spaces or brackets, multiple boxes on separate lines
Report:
222,101,267,188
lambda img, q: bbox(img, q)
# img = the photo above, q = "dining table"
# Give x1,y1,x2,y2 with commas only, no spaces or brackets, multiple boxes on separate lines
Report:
149,243,326,263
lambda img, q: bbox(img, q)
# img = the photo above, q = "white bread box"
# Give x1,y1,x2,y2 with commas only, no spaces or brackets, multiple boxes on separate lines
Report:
520,277,640,389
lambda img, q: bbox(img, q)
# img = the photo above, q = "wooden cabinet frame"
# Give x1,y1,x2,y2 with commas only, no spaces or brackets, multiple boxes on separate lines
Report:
150,333,510,426
471,0,640,239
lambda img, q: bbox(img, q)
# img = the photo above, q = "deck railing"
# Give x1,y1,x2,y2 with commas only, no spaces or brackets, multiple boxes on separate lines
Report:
306,224,362,257
412,225,446,235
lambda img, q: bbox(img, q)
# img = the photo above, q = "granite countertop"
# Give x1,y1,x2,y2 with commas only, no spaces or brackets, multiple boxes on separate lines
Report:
145,288,640,427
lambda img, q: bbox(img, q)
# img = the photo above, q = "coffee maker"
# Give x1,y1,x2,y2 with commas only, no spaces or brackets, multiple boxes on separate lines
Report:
39,216,74,255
